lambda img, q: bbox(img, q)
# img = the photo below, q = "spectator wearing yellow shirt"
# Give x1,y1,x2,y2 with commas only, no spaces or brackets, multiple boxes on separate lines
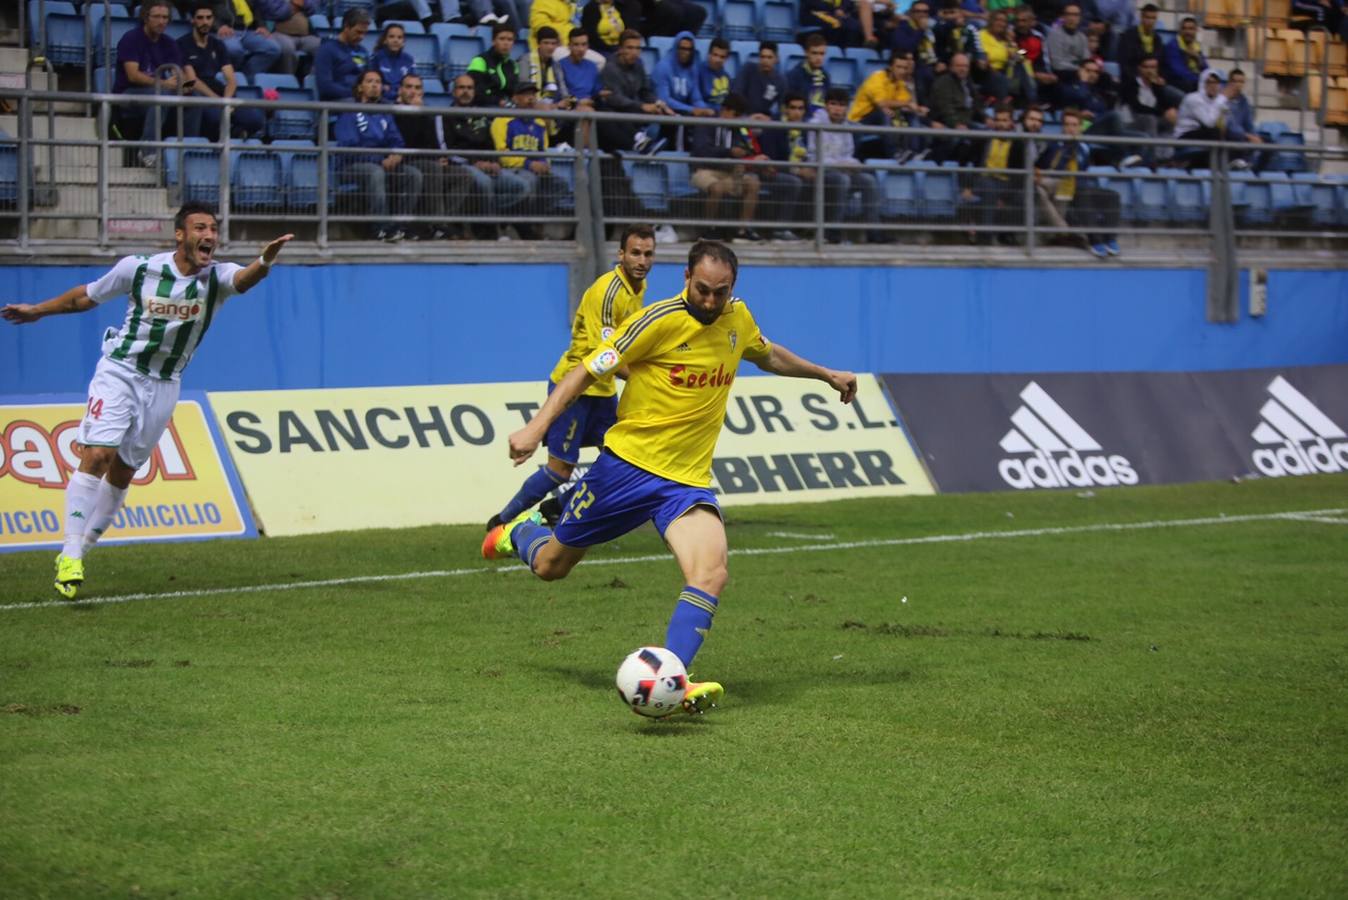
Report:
977,10,1035,107
847,50,927,158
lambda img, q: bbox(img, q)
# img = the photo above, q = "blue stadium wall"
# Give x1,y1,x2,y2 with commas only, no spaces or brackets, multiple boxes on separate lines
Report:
3,263,1346,393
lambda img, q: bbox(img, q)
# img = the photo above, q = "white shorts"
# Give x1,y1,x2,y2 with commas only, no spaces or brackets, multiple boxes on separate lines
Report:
78,355,181,470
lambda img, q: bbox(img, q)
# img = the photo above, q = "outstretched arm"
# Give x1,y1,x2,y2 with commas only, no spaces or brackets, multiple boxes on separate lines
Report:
753,343,858,404
507,364,598,465
1,284,96,324
233,234,295,294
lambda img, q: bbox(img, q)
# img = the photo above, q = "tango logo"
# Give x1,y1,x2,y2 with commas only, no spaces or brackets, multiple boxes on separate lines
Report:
1249,376,1348,477
996,382,1138,489
146,299,202,320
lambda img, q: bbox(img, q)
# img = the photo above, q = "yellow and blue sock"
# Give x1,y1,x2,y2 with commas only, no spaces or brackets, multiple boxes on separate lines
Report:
512,519,553,570
666,586,718,667
499,467,568,523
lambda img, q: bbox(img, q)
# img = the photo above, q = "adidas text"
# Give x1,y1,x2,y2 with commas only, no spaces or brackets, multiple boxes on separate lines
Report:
999,450,1139,490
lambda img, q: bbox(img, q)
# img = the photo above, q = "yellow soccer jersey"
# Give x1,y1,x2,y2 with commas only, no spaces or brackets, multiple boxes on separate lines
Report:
549,265,646,398
582,294,772,486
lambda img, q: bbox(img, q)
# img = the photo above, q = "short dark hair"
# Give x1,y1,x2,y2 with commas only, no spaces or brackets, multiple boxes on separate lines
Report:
889,49,913,64
175,201,217,231
491,21,515,38
192,2,215,15
341,7,372,29
803,33,828,49
709,37,730,52
619,28,643,45
993,101,1015,117
569,29,589,42
1230,67,1245,78
353,67,382,97
141,0,172,20
758,40,778,54
688,239,737,284
620,223,656,251
535,25,559,42
1141,2,1160,11
1180,15,1197,26
1061,106,1083,122
825,86,851,104
1137,53,1160,64
783,91,807,106
722,92,749,114
939,0,960,10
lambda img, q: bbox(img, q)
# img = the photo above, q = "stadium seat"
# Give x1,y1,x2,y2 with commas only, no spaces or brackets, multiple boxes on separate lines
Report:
254,74,317,140
43,11,86,66
1266,170,1313,224
1169,169,1209,224
623,158,670,213
162,136,208,193
421,76,444,94
690,0,718,37
1265,131,1308,173
232,150,284,212
825,53,859,90
1134,169,1169,223
640,45,660,74
403,32,441,78
1230,170,1273,227
722,0,758,40
873,161,918,219
730,39,760,72
92,15,138,68
28,0,76,52
424,91,453,108
650,35,678,59
762,0,796,41
439,27,485,73
1290,172,1342,227
273,138,320,212
1094,167,1141,224
659,151,704,216
912,160,958,220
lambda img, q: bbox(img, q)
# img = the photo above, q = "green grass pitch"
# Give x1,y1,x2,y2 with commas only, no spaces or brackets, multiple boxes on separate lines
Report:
2,474,1347,898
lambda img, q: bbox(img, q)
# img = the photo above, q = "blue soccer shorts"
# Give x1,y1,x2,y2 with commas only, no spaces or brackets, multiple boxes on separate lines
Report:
553,450,721,548
544,381,619,466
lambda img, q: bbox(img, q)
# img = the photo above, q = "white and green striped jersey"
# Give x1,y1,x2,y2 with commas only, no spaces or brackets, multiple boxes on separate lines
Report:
88,252,243,382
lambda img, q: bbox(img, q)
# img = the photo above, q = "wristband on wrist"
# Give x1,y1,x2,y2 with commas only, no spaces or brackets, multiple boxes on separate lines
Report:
257,255,272,269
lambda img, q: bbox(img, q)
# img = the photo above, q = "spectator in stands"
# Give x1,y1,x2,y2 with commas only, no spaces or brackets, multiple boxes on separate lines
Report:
400,0,460,31
392,73,468,239
800,0,865,48
443,74,526,237
468,22,522,107
1047,3,1090,82
1117,3,1162,84
757,91,811,238
1174,66,1255,169
1036,107,1121,257
254,0,322,75
858,0,899,50
581,0,642,55
689,93,766,241
1058,58,1147,166
558,30,602,104
335,70,424,241
193,1,281,78
933,0,983,69
787,33,832,115
492,82,565,237
697,37,733,111
1225,68,1265,152
522,26,590,144
962,102,1024,243
1019,103,1073,234
370,23,416,104
733,40,788,120
1162,16,1206,95
531,0,580,49
179,3,266,140
597,30,675,153
1120,54,1178,162
1292,0,1346,42
811,86,882,242
890,1,938,100
314,8,371,102
654,31,714,119
929,51,983,164
1013,5,1057,97
848,51,927,158
1091,0,1136,59
113,0,198,157
637,0,708,38
978,8,1034,106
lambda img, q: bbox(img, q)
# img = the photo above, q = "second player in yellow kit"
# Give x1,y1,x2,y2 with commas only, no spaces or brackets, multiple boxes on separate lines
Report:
483,240,858,714
485,225,654,530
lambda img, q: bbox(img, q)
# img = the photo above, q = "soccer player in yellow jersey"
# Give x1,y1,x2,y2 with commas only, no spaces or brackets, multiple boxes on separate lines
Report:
486,224,655,530
483,240,857,713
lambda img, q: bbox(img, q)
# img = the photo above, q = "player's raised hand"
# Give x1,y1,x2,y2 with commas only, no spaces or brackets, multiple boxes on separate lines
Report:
2,303,40,324
508,428,541,466
828,370,858,404
261,234,295,265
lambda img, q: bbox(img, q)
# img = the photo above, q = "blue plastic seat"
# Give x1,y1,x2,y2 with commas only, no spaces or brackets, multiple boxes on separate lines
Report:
825,55,859,90
692,0,719,37
1092,167,1140,223
1230,170,1273,226
762,0,796,41
661,151,702,203
436,26,484,77
650,35,678,59
730,39,760,72
917,164,958,220
722,0,758,39
623,158,671,213
1134,170,1169,223
232,150,283,211
92,15,138,67
1266,171,1312,218
1169,169,1209,224
424,91,454,107
640,45,660,73
1266,132,1308,173
253,74,317,140
43,11,86,66
402,32,440,78
1290,172,1340,227
273,138,320,212
422,76,445,94
875,162,917,219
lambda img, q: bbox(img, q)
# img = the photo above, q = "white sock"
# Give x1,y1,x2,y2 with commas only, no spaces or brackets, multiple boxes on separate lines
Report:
82,479,130,554
62,471,102,560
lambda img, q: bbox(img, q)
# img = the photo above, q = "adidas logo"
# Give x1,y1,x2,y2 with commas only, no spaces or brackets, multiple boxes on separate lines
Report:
1249,376,1348,477
675,342,692,352
997,381,1139,490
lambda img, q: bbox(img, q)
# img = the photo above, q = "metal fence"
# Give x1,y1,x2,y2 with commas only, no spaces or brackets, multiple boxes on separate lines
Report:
1,88,1346,254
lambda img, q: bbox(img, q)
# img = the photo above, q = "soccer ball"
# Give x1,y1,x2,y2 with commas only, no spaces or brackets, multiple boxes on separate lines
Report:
615,647,687,718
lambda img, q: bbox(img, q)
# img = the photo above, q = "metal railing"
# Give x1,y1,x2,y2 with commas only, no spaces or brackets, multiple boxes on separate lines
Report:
0,88,1345,255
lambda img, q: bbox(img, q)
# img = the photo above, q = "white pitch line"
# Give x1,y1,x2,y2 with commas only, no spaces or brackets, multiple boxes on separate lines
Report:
1281,513,1348,525
1,506,1343,614
767,531,836,540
